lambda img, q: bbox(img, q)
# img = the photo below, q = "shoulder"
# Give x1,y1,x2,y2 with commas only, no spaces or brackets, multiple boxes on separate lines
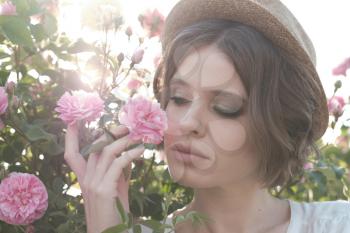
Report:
288,199,350,233
291,199,350,218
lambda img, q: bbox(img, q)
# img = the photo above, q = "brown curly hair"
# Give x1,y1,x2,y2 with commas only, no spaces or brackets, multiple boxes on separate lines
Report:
153,19,322,189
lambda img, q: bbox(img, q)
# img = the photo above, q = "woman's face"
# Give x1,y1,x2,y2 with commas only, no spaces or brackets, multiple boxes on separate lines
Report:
163,44,260,188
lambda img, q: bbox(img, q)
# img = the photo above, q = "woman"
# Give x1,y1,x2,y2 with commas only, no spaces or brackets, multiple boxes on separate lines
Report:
64,0,350,232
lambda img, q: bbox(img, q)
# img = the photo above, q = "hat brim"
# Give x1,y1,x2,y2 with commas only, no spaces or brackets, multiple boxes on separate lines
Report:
161,0,329,140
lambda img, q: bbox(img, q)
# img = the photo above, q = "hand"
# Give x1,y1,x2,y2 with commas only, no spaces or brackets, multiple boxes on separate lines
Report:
64,124,144,233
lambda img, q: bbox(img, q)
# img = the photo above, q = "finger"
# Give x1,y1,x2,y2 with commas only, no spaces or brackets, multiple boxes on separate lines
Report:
102,145,145,186
92,134,141,185
64,124,86,181
117,163,132,204
107,124,130,140
82,152,99,193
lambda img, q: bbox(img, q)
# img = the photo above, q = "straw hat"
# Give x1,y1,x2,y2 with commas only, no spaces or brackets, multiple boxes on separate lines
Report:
160,0,329,140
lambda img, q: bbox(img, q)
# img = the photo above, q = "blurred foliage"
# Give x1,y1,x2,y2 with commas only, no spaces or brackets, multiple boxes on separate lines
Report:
0,0,349,233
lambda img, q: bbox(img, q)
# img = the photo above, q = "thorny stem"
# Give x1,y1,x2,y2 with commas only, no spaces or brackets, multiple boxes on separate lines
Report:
15,225,26,233
140,153,155,189
114,63,134,87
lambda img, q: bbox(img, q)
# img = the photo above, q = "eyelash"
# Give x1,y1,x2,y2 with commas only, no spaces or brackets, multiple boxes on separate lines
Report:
169,96,242,118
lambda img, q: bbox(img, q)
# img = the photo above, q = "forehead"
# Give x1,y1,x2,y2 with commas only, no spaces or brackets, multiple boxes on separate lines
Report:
172,45,247,98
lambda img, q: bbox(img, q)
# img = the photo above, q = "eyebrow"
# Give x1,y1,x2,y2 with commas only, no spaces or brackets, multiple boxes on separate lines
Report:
169,78,246,101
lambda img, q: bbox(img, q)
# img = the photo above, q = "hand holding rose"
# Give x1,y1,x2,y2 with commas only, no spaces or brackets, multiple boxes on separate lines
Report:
56,92,167,233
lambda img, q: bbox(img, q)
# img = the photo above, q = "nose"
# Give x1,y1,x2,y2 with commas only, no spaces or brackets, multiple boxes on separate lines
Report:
178,98,206,136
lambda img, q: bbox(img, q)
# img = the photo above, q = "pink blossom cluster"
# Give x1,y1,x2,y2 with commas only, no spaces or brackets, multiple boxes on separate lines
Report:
138,9,165,38
131,48,144,65
118,96,168,145
327,96,346,118
0,1,16,15
303,162,314,170
127,79,142,90
332,57,350,77
55,90,105,126
0,172,48,225
0,86,8,130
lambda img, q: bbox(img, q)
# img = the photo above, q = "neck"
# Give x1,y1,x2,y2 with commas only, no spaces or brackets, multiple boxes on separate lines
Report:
180,182,289,233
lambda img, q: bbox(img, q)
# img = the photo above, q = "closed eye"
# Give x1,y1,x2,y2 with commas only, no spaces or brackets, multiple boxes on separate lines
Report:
170,96,243,118
169,96,189,105
213,106,242,118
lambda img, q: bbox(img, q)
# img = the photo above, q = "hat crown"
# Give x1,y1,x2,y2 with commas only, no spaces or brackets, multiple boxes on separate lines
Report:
162,0,316,67
254,0,316,65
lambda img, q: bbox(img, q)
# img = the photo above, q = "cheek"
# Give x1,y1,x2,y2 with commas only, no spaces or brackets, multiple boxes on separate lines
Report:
164,105,184,138
208,119,247,152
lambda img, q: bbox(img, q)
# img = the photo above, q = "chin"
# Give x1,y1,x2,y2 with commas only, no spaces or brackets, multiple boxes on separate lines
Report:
167,162,217,189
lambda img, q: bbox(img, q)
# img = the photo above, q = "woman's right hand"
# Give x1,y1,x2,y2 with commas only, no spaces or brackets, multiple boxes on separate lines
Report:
64,124,144,233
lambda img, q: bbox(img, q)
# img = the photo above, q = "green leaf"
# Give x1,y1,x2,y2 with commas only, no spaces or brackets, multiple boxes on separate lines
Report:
19,64,27,76
0,16,34,48
139,219,163,230
40,139,64,156
52,177,65,192
30,24,48,41
101,223,129,233
42,13,57,36
57,221,71,233
185,211,210,228
331,166,346,179
144,143,157,150
0,51,10,59
116,197,128,224
132,224,141,233
11,0,30,14
2,145,21,163
173,215,185,224
42,69,63,81
0,70,10,85
23,123,56,141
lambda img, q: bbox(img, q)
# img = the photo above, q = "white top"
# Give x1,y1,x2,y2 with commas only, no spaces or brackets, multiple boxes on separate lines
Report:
141,199,350,232
287,199,350,233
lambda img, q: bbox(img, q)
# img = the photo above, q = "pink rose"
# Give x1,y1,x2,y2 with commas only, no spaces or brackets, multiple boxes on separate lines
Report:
125,26,133,37
0,87,8,115
0,172,48,225
303,162,314,170
118,96,168,144
332,57,350,77
55,90,104,126
0,1,16,16
127,79,142,90
138,9,165,38
327,96,346,118
131,48,144,65
153,53,161,68
5,81,15,94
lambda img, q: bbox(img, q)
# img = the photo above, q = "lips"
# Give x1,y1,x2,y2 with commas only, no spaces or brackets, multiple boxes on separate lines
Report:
171,143,209,159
